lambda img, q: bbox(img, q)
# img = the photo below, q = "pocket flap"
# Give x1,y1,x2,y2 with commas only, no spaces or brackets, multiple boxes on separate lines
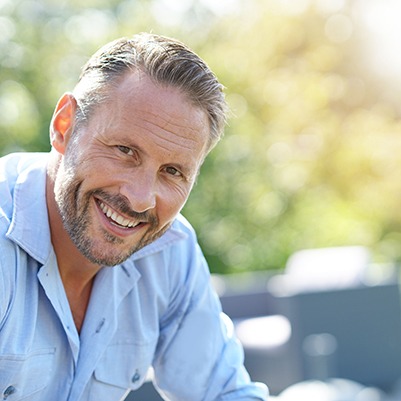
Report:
94,342,155,390
0,348,55,399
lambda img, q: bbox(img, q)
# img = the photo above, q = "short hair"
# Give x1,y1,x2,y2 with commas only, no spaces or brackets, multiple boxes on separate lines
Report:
73,32,228,152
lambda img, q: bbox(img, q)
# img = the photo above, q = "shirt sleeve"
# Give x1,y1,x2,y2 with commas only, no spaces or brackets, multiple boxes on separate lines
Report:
151,230,269,401
0,254,5,324
0,229,14,328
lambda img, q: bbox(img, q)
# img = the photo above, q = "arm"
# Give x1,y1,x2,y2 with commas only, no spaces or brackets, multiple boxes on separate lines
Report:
0,254,5,326
151,230,268,401
0,233,14,330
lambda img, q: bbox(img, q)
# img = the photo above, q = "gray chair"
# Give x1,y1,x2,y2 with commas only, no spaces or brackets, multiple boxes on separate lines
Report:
269,279,401,392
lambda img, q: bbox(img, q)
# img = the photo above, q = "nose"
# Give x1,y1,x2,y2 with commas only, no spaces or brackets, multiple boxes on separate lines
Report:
119,169,157,213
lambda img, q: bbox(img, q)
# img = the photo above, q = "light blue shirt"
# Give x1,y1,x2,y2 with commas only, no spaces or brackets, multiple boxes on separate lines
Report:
0,153,268,401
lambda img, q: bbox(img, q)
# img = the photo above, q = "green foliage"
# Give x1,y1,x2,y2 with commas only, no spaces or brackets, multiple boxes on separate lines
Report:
1,0,401,273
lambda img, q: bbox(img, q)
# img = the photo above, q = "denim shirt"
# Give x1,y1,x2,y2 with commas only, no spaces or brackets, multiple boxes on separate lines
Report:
0,153,268,401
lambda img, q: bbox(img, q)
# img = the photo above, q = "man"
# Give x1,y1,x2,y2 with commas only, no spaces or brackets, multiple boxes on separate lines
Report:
0,33,268,400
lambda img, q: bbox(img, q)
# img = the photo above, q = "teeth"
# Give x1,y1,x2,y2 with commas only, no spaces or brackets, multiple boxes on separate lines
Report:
99,201,138,228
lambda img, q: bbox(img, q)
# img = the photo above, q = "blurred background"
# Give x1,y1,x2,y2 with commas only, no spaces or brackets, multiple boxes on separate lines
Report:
1,0,401,275
4,1,401,399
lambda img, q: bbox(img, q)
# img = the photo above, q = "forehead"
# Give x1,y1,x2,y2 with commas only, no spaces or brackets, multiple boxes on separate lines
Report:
107,71,210,149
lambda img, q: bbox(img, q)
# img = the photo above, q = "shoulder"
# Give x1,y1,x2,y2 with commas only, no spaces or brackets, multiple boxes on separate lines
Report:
0,153,27,270
0,152,45,178
0,152,47,220
160,214,211,297
0,152,47,323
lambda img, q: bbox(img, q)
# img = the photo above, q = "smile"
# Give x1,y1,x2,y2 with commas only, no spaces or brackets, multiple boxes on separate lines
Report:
98,201,141,228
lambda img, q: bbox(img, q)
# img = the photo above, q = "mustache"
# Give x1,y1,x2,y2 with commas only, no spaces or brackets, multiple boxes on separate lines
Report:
91,189,157,224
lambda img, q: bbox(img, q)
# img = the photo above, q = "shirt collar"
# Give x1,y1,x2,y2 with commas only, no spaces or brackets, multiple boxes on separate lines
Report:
131,218,188,261
6,153,188,265
6,154,52,265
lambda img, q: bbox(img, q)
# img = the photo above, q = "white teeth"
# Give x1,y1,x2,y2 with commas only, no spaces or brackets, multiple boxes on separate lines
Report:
115,215,124,225
99,201,138,228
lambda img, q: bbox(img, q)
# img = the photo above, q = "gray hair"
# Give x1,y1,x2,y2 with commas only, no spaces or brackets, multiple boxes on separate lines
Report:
73,32,228,152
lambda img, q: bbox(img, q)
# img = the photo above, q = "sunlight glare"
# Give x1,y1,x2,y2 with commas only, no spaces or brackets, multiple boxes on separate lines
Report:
354,0,401,84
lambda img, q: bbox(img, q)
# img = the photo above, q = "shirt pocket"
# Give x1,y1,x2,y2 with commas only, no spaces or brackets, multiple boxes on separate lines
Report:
0,348,55,401
90,340,156,401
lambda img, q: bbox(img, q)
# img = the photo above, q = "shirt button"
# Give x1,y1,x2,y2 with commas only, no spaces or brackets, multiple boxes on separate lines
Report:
131,371,140,383
3,385,16,400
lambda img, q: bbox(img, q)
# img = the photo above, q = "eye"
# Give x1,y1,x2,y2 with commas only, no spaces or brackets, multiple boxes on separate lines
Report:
165,166,182,177
117,145,134,156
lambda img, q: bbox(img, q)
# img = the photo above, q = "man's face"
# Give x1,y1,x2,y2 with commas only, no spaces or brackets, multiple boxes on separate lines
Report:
53,71,209,266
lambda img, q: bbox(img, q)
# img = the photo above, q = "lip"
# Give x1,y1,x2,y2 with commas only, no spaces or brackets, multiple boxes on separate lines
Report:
93,197,146,237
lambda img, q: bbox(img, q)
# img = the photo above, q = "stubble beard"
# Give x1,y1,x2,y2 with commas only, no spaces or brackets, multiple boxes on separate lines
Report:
55,172,168,267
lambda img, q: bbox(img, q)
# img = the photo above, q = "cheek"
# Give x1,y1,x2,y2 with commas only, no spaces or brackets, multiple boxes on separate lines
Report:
158,186,191,220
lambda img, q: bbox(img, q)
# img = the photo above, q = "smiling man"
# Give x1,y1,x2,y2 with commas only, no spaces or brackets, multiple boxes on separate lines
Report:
0,33,268,401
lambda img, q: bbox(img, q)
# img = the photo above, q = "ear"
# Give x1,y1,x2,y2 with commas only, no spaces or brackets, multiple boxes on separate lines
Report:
50,92,78,155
